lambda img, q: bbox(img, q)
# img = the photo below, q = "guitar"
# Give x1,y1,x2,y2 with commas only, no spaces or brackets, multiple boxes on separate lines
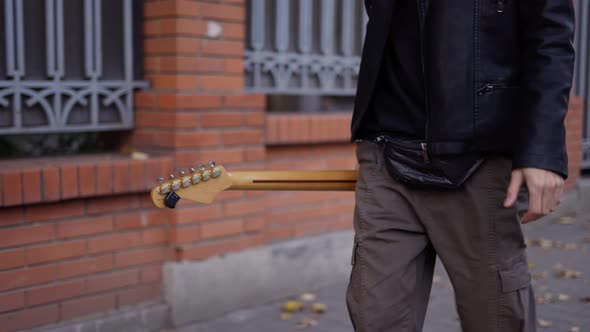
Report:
150,161,358,209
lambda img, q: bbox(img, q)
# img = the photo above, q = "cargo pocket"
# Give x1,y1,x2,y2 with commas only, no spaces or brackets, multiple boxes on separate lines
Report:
498,256,535,332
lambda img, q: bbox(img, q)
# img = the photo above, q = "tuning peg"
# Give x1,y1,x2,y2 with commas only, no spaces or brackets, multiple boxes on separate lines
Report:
169,174,175,180
158,177,165,184
178,170,186,177
198,164,206,172
208,161,216,168
190,167,196,174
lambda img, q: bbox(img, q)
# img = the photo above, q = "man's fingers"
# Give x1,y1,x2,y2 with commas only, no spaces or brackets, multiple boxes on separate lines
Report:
521,212,544,224
504,171,523,208
526,179,544,219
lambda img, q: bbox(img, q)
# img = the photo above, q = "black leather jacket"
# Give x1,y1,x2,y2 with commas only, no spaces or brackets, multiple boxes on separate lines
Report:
351,0,576,177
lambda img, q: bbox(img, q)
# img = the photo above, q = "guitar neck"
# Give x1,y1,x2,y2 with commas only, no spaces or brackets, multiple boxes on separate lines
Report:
228,170,357,191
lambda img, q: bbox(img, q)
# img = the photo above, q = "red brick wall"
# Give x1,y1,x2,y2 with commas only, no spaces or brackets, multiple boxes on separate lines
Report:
0,1,585,330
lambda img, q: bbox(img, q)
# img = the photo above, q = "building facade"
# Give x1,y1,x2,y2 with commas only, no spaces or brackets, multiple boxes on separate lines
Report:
0,0,587,330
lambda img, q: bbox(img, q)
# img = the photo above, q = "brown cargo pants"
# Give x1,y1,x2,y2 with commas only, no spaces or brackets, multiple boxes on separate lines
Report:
346,141,536,332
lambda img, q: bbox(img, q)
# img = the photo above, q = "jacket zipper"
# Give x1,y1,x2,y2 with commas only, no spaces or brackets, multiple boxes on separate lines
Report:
497,0,504,13
417,0,431,163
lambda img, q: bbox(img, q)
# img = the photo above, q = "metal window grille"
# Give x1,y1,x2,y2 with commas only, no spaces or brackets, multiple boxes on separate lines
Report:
245,0,367,96
0,0,147,135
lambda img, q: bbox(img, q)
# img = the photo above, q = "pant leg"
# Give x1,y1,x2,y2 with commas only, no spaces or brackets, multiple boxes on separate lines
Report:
346,141,436,332
416,158,536,332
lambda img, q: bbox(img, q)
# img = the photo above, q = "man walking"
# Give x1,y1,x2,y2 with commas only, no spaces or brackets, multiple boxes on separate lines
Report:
346,0,575,331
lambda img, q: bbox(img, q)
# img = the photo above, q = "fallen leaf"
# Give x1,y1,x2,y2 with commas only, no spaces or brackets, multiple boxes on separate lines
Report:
555,269,583,279
300,293,317,302
296,317,318,329
538,319,553,328
311,303,327,314
558,293,571,301
536,293,555,304
571,327,580,332
432,275,443,285
282,300,304,313
557,216,575,225
532,272,549,280
580,296,590,302
583,237,590,243
529,238,555,249
280,313,293,320
559,243,579,250
528,261,536,270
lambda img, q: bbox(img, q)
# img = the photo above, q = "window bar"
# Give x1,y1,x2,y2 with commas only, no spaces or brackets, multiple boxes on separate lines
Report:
298,0,313,89
249,0,265,88
123,0,133,125
275,0,289,53
320,0,335,55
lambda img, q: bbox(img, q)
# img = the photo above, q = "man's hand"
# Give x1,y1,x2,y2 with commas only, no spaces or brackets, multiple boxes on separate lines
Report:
504,168,564,224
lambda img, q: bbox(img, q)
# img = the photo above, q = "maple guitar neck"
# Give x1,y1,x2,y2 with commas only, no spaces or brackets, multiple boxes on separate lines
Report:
228,170,358,191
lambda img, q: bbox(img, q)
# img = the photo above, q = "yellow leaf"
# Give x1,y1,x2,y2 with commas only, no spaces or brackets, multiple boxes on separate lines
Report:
538,319,553,328
282,300,304,313
311,303,327,314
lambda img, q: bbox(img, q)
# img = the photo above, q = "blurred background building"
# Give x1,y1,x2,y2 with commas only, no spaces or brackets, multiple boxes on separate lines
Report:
0,0,588,331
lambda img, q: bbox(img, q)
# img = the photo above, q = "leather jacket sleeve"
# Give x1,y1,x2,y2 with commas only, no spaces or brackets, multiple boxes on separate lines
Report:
514,0,576,178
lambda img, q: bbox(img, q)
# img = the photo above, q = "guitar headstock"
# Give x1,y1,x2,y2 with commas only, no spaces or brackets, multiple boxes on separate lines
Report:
150,161,232,209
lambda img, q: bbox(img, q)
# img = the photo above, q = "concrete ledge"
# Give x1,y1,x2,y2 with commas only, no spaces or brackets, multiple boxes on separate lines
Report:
28,303,169,332
164,231,354,327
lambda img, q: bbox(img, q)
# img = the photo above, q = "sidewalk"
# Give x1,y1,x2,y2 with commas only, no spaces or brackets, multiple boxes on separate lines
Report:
174,208,590,332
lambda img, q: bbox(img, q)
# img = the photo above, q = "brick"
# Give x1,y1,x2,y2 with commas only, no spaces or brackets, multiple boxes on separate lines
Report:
86,270,139,293
0,250,24,270
245,147,267,161
144,0,198,18
200,112,245,128
57,255,113,279
244,217,266,233
22,169,41,204
115,247,165,268
117,284,161,307
88,232,142,254
26,241,86,265
0,265,55,292
0,206,24,227
142,228,167,246
198,148,244,165
140,266,162,284
87,195,140,215
222,129,264,145
0,304,58,331
168,225,200,244
160,57,225,73
78,163,96,196
134,92,158,109
174,131,222,148
41,167,60,201
223,58,243,74
244,111,265,126
148,74,199,90
200,39,243,56
170,204,222,224
224,94,266,109
201,219,243,239
199,75,244,91
25,201,85,223
2,170,22,206
129,160,146,192
197,2,245,22
157,18,207,36
0,224,55,249
60,165,79,199
115,210,165,230
96,162,114,195
223,199,266,218
263,226,294,243
27,280,86,306
113,160,130,194
60,293,116,321
0,292,24,313
221,22,245,40
158,94,222,110
57,216,114,239
144,37,199,55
